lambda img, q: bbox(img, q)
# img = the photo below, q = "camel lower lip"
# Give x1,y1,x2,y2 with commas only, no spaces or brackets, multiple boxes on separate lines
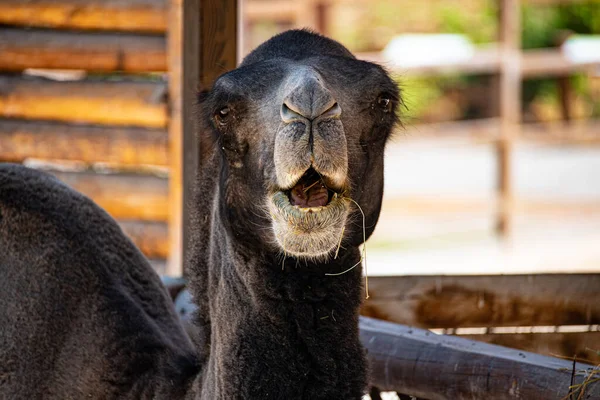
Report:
270,191,345,223
268,191,350,257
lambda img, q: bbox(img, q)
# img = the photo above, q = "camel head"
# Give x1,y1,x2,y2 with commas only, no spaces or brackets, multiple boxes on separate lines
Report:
198,30,400,260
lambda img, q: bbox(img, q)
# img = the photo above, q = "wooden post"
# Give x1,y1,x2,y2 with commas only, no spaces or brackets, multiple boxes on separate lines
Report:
297,0,319,31
167,0,238,276
555,31,573,123
496,0,521,236
315,1,329,35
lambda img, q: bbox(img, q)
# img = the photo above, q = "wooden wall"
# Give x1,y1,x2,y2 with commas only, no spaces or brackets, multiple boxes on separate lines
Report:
0,0,237,275
0,0,172,270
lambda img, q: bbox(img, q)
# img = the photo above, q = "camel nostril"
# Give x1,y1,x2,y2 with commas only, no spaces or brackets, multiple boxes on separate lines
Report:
321,102,341,120
281,102,306,124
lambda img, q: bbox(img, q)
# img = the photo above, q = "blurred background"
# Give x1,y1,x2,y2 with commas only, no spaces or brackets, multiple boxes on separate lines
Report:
0,0,599,364
241,0,600,278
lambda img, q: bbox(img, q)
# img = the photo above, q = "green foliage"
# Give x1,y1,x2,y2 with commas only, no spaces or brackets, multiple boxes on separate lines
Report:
522,3,600,49
437,0,498,44
522,3,600,116
396,76,443,122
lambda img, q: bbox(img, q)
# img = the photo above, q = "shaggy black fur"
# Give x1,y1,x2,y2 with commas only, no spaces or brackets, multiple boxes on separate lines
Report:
0,164,198,399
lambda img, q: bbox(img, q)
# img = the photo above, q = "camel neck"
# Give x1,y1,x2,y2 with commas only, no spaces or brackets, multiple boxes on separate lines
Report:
196,244,368,399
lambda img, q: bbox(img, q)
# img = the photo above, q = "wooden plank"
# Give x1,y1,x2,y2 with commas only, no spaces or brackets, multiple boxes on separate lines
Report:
0,120,168,166
397,118,500,142
360,48,600,78
50,171,168,222
119,220,169,259
395,119,600,145
0,77,167,128
358,48,502,77
521,120,600,145
522,49,600,78
0,29,166,73
166,0,238,275
460,331,600,364
361,274,600,328
360,317,600,399
0,0,167,33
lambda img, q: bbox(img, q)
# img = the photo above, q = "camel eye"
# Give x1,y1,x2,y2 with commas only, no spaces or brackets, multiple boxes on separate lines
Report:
215,106,231,125
376,95,392,113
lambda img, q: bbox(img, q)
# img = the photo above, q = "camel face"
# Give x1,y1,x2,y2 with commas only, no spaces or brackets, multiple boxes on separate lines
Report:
199,31,399,259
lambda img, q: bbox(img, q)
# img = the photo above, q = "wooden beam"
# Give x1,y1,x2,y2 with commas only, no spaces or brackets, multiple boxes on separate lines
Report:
360,317,600,399
359,48,600,79
361,274,600,328
394,118,600,145
119,220,169,259
0,77,167,128
397,118,500,142
167,0,238,276
0,120,168,166
0,0,167,33
521,49,600,78
462,331,600,364
50,171,168,222
358,48,502,77
521,120,600,145
0,29,166,73
0,0,338,35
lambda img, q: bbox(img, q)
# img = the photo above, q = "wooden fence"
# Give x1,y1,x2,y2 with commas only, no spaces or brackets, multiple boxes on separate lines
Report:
363,274,600,365
165,279,600,399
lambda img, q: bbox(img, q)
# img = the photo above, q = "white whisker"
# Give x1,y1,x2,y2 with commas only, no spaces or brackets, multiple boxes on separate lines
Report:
324,197,369,299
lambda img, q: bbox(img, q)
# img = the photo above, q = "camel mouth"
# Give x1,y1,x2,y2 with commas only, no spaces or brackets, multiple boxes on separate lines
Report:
285,167,337,209
268,173,349,258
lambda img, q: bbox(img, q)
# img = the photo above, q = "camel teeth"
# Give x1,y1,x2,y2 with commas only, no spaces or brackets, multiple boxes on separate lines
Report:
293,206,325,213
307,206,324,212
